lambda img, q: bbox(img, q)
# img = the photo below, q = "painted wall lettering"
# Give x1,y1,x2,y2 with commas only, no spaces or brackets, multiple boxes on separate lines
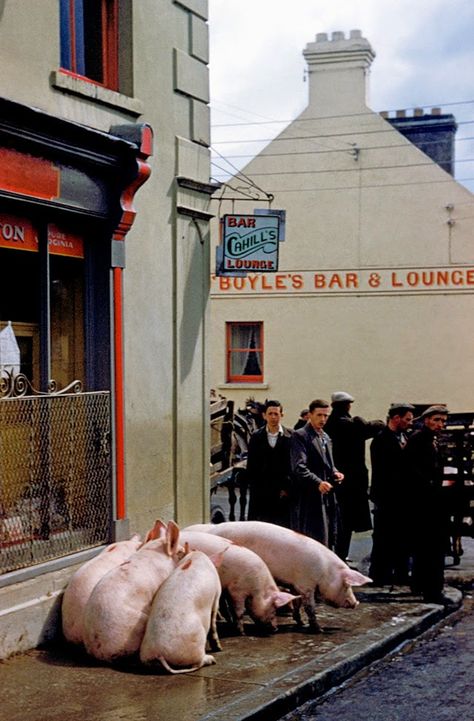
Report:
211,267,474,295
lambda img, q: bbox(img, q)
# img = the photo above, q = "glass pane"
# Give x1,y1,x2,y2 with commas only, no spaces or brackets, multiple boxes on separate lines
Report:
230,323,261,350
243,350,262,376
0,246,40,386
83,0,104,83
50,254,85,390
230,350,262,377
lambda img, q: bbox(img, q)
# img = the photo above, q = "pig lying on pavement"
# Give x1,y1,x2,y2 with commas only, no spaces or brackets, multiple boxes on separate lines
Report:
184,521,371,632
180,530,298,634
83,520,184,663
140,550,222,673
61,534,142,646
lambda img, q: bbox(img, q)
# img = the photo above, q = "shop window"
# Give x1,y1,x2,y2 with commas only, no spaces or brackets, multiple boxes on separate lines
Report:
59,0,119,90
226,322,263,383
0,213,109,393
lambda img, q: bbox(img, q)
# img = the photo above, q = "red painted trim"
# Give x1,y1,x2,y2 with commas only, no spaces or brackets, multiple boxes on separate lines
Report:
0,147,59,201
58,67,111,91
103,0,119,91
113,266,126,520
69,0,77,73
111,126,153,520
113,157,152,241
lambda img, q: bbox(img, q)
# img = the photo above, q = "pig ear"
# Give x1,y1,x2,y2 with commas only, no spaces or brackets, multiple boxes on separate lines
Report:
166,520,181,556
272,590,300,608
144,519,167,542
209,547,229,569
343,569,372,587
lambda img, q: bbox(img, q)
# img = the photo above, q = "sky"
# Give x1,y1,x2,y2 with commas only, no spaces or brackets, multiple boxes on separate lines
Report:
208,0,474,193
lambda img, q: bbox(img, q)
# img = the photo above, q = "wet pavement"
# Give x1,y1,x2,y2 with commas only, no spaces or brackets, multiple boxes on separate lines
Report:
0,535,472,721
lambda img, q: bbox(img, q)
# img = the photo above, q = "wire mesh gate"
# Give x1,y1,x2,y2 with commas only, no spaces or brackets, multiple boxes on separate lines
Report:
0,374,112,575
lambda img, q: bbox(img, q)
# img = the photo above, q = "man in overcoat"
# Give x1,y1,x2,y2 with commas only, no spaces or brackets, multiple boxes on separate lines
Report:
290,399,344,548
404,404,450,604
368,402,415,585
246,400,293,527
325,391,384,560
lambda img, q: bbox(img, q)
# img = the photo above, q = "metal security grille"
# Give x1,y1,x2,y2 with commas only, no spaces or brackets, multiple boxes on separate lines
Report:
0,378,111,575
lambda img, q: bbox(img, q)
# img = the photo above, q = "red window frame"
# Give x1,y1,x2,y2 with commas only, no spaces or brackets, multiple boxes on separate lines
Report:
226,322,264,383
60,0,119,91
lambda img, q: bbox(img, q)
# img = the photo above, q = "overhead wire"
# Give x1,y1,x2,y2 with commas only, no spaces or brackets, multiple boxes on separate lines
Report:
211,146,273,199
210,101,474,196
211,119,474,146
211,99,474,128
210,135,474,162
212,176,474,195
210,156,474,181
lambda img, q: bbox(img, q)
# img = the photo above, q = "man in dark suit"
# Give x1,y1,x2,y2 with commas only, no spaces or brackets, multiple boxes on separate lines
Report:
369,402,415,586
246,400,293,527
290,398,344,548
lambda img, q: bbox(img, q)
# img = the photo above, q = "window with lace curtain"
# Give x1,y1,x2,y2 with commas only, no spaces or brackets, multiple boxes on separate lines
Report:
226,322,263,383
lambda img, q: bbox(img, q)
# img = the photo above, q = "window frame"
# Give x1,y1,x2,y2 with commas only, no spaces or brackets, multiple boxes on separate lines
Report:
59,0,119,91
226,321,264,384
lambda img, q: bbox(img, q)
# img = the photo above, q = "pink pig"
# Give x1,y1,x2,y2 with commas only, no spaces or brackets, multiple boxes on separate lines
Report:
140,550,222,673
180,530,298,634
83,520,183,662
184,521,371,632
61,533,142,646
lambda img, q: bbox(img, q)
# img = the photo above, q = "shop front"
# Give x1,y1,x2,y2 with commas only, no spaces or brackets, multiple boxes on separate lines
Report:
0,96,151,576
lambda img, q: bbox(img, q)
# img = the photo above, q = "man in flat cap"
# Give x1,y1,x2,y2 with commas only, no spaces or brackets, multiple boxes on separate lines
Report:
405,405,450,603
325,392,384,561
368,403,415,586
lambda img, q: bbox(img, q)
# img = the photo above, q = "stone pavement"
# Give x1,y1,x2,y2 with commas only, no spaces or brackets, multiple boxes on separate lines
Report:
0,535,472,721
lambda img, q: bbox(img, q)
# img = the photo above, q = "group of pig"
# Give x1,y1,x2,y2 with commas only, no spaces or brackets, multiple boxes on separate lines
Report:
61,520,371,674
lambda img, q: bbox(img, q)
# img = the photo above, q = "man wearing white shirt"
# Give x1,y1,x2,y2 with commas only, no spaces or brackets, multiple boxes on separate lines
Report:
246,400,293,527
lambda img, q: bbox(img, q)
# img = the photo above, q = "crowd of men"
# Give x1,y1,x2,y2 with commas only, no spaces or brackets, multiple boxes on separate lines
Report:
245,393,451,605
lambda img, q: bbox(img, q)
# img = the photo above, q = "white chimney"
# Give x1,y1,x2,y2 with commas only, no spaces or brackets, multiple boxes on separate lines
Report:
303,30,375,116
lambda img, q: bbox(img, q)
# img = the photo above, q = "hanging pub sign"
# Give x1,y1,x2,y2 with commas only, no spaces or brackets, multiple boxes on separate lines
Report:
218,213,280,276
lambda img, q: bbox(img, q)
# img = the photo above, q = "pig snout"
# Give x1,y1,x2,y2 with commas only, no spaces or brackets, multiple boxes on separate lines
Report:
343,596,359,609
251,617,278,635
340,585,359,609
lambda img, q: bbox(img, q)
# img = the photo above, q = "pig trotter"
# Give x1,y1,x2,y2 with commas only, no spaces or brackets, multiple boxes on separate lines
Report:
208,635,222,652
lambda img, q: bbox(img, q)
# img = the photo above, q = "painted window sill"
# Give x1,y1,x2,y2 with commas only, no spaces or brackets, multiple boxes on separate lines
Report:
50,71,144,117
218,383,269,390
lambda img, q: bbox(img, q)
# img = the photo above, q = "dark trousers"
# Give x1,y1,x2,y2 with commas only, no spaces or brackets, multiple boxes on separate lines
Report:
369,506,410,585
410,501,447,601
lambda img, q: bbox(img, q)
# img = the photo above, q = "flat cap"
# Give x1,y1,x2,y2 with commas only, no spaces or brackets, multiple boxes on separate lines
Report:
389,402,415,413
420,404,449,418
331,391,354,403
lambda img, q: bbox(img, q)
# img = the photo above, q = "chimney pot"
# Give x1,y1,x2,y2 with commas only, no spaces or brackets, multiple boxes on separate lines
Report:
414,108,424,116
431,107,441,115
303,30,376,115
